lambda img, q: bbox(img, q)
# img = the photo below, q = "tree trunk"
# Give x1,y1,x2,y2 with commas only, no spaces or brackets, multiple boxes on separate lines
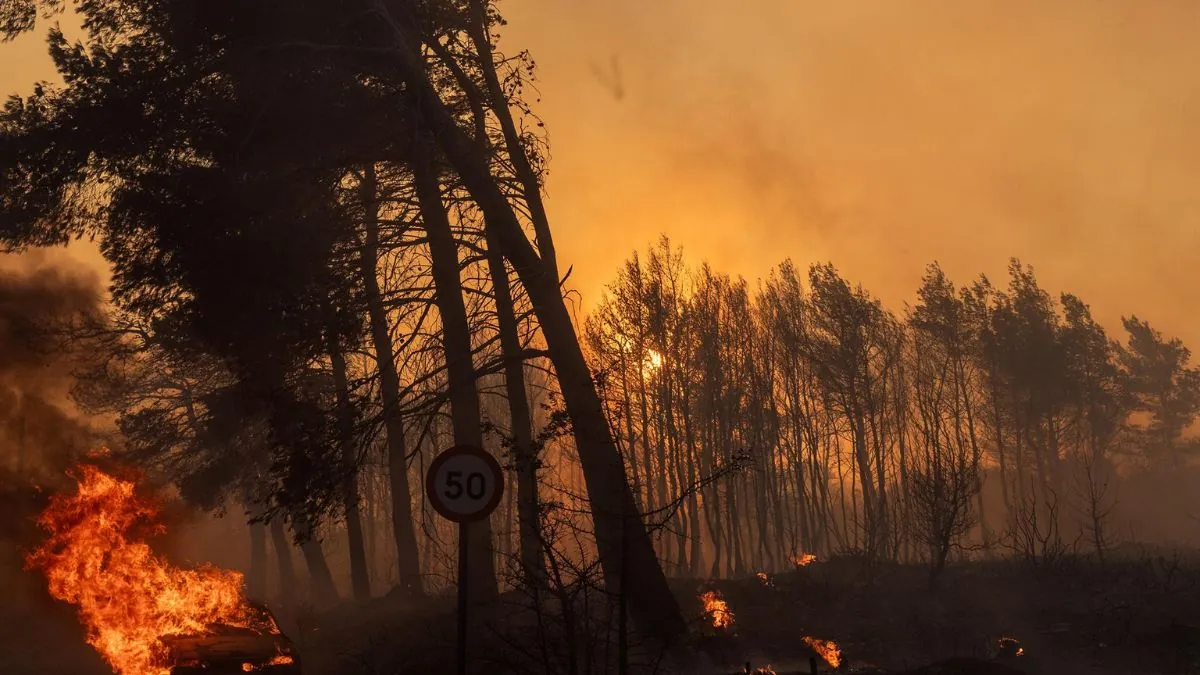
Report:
412,145,499,604
380,11,687,645
485,230,545,588
358,163,424,596
324,311,372,601
463,0,559,278
269,518,298,605
297,531,339,607
248,518,268,601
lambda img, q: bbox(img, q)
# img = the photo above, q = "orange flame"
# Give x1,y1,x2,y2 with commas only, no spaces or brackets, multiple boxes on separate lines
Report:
790,552,817,567
803,636,842,669
25,462,262,675
244,655,295,671
699,589,734,629
756,571,774,587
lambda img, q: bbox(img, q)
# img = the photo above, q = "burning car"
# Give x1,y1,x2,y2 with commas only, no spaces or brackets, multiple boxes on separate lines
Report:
159,602,301,674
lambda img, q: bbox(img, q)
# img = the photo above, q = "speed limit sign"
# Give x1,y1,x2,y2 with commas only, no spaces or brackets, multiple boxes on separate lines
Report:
425,445,505,523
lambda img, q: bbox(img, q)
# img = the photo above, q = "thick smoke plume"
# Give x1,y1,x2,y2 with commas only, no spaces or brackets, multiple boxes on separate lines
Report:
0,254,106,476
0,252,107,557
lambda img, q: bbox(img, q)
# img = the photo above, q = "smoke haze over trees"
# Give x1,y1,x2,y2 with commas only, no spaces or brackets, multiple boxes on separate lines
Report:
585,237,1200,584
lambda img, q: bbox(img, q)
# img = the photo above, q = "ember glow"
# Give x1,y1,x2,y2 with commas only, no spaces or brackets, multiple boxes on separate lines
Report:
790,552,817,567
756,571,775,588
700,589,735,629
997,636,1025,657
802,636,842,669
25,462,261,675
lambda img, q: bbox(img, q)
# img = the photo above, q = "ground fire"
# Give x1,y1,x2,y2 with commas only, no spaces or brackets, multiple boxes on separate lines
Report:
802,636,842,670
701,589,736,629
789,553,817,567
24,460,274,675
995,637,1024,658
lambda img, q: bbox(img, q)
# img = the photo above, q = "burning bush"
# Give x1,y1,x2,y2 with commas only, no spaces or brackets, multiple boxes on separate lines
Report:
802,636,842,670
701,589,736,629
790,553,818,568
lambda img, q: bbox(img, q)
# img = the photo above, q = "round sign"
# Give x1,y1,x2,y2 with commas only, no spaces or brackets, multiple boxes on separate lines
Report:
425,445,505,523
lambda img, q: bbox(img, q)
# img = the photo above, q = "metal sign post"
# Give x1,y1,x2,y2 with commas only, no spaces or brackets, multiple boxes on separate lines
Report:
425,445,505,675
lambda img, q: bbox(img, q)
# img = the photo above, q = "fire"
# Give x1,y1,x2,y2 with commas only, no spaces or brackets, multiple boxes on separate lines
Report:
25,462,262,675
790,552,817,567
645,348,664,372
756,571,775,588
699,589,734,629
244,655,295,671
802,636,842,669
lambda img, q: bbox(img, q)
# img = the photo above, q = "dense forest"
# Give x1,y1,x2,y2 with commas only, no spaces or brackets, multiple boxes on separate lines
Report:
2,1,1200,674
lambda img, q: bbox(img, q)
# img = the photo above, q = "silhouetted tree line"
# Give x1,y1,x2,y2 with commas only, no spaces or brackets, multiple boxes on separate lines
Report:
585,237,1200,585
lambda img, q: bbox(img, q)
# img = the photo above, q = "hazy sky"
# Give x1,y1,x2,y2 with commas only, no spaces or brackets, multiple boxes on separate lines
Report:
3,1,1198,346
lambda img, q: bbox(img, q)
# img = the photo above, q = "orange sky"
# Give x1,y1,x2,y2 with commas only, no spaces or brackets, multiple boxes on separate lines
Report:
3,1,1199,347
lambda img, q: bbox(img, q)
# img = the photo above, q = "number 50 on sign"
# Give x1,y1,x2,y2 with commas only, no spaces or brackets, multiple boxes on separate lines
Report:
425,445,505,523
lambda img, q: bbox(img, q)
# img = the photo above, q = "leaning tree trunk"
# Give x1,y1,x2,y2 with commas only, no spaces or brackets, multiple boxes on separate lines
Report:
269,518,298,605
324,311,372,601
412,145,499,604
358,163,424,596
244,491,269,600
379,9,687,645
485,230,545,589
296,526,339,607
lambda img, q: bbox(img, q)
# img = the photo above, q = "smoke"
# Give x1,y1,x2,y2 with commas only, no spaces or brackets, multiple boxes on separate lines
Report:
0,251,106,481
501,0,1200,348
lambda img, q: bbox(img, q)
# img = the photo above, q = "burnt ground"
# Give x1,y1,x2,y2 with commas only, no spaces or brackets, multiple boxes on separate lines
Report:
293,550,1200,675
7,550,1200,674
674,551,1200,674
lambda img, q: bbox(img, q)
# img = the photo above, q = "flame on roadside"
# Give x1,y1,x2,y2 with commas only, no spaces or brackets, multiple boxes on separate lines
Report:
244,655,295,671
802,636,842,669
755,571,775,588
790,552,817,567
24,462,262,675
699,589,735,629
